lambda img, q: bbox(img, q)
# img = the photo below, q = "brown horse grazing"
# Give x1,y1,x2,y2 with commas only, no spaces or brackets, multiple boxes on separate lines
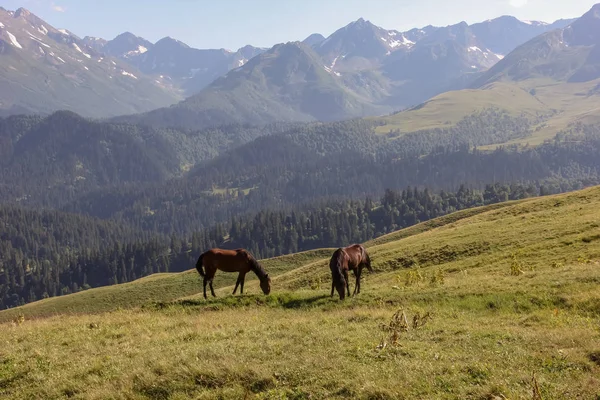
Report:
195,248,271,299
330,244,373,300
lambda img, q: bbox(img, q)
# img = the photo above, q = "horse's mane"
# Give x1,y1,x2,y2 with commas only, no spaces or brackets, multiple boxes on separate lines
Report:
247,253,268,280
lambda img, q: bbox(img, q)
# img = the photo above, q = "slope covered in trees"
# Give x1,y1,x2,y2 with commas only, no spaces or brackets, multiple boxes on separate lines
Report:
56,123,600,236
3,109,600,233
0,112,299,206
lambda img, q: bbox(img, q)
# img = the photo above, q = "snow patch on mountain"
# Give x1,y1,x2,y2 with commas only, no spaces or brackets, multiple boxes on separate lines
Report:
27,31,51,48
382,32,414,49
31,37,51,48
519,19,548,27
121,71,138,79
389,35,414,48
125,45,148,57
0,22,5,28
73,43,91,59
324,63,342,77
7,31,22,49
330,55,340,69
402,36,415,45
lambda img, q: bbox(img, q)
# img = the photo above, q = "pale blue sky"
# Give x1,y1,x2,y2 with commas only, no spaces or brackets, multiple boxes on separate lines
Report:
3,0,598,50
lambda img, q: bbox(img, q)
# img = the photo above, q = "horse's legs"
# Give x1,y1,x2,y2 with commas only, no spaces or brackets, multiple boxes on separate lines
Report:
331,279,335,297
233,274,242,295
356,266,362,295
353,268,360,296
344,270,351,297
209,279,216,297
240,273,246,294
204,265,216,299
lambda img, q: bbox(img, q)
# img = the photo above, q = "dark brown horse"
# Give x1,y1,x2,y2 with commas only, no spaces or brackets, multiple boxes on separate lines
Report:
195,248,271,299
330,244,373,300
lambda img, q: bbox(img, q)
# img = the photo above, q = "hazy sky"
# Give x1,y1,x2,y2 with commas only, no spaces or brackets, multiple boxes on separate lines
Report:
3,0,598,50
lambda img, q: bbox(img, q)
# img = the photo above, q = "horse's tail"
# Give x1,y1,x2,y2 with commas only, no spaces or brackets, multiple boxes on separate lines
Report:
195,252,205,277
364,248,374,273
330,249,346,300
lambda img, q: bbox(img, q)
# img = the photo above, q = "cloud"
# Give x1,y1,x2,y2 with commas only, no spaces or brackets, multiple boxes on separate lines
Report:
509,0,528,7
51,2,66,12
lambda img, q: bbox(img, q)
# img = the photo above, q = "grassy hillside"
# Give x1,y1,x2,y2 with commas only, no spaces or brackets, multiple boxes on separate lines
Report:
373,81,547,132
0,198,522,322
0,248,334,322
374,78,600,146
1,187,600,398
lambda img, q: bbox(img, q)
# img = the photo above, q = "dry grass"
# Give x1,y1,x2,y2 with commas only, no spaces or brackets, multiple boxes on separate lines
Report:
373,81,548,134
2,187,600,399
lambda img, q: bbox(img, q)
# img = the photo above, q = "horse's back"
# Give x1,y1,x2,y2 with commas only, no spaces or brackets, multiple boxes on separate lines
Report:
203,248,253,272
204,248,248,257
345,244,364,252
342,244,367,267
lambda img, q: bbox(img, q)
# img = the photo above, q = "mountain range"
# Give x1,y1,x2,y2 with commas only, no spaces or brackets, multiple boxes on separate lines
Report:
112,14,577,129
474,4,600,85
0,5,578,121
0,7,181,118
86,32,267,95
375,3,600,143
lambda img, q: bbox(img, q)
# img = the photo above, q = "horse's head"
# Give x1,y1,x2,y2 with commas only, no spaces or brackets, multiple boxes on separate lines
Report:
260,274,271,295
